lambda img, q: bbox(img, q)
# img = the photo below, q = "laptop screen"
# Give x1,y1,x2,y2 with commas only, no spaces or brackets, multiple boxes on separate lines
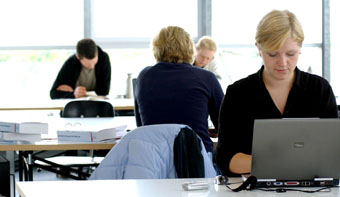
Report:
251,118,340,186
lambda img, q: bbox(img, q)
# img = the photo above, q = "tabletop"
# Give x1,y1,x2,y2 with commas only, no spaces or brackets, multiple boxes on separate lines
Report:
0,115,137,151
0,98,134,111
16,178,340,197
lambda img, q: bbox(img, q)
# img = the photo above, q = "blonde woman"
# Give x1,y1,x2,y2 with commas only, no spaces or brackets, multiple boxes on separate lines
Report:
216,10,338,176
134,26,224,154
194,36,221,79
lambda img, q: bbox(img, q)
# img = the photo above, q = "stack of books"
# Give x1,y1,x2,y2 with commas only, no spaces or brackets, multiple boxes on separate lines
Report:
57,125,127,142
0,121,48,142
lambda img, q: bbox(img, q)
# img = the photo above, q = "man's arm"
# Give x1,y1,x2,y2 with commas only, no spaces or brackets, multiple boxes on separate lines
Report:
56,84,73,92
95,50,111,96
50,56,79,99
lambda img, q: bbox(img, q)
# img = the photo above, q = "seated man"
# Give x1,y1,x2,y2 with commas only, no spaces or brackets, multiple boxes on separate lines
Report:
134,26,224,155
50,38,111,99
193,36,221,80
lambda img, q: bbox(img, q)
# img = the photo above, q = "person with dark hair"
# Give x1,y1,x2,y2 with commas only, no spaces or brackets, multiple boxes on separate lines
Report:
50,38,111,99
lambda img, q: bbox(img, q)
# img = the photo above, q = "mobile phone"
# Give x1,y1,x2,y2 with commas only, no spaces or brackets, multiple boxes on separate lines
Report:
182,181,209,191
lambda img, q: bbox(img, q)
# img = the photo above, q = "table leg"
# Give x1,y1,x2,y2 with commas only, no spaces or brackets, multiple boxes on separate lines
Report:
28,152,33,181
18,151,23,181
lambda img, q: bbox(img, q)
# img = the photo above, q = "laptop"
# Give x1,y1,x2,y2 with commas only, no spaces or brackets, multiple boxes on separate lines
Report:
251,118,340,187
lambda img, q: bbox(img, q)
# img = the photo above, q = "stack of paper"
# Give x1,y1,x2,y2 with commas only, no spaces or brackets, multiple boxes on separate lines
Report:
0,121,48,142
57,125,127,142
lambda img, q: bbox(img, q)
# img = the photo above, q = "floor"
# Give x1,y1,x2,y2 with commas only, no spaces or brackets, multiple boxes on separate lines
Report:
13,152,78,197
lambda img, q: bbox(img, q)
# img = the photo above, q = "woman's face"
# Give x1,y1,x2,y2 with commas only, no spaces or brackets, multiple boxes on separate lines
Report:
194,48,215,68
259,37,301,82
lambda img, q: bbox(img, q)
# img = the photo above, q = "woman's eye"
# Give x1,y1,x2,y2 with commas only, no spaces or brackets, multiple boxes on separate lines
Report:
268,53,277,57
287,53,296,56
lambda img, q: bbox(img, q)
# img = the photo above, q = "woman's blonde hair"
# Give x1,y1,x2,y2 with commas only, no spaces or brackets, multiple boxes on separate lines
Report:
256,10,304,52
196,36,217,52
152,26,194,64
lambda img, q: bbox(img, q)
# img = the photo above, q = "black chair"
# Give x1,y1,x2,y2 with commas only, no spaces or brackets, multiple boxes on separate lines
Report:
62,100,114,118
62,100,115,157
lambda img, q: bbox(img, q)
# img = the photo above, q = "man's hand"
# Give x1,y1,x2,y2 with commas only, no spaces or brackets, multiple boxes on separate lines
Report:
74,86,87,98
57,84,73,92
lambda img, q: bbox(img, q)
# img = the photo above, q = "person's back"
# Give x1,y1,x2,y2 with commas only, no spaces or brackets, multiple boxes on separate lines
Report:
134,26,224,153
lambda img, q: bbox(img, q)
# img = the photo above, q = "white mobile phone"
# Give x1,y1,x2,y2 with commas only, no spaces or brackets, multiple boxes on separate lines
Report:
182,181,209,191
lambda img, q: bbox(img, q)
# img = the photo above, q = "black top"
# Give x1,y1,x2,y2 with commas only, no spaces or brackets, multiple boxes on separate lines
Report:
216,66,338,176
134,62,224,152
50,47,111,99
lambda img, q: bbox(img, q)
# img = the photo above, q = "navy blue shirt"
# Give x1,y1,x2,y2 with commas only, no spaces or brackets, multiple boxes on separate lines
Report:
216,66,338,176
134,62,224,152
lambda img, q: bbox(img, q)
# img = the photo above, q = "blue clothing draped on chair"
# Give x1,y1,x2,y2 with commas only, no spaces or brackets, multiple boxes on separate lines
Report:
89,124,216,180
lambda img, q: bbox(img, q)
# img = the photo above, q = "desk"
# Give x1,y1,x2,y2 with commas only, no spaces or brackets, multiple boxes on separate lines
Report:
16,178,339,197
0,98,134,111
0,115,136,181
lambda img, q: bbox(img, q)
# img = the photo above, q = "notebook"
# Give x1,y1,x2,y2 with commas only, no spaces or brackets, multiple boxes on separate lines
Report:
251,118,340,187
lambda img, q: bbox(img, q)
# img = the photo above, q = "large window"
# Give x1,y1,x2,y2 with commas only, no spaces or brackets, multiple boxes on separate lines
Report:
0,0,337,103
330,0,340,97
0,0,83,47
93,0,197,41
0,50,74,101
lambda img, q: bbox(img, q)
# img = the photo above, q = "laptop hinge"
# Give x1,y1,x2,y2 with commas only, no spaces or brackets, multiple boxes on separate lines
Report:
314,178,334,181
257,179,276,182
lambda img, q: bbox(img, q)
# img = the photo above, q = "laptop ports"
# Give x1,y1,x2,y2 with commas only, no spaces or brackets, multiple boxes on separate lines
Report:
284,181,299,186
301,181,311,186
273,182,283,186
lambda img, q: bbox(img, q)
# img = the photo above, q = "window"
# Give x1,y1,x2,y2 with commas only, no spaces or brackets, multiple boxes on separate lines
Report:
0,0,336,102
0,50,74,101
0,0,83,47
330,0,340,97
93,0,197,39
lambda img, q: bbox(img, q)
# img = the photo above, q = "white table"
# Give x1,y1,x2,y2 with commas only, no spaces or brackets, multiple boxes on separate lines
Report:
16,178,340,197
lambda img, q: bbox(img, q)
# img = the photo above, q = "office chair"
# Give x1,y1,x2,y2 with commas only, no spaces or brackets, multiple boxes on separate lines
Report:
62,100,114,118
35,100,115,180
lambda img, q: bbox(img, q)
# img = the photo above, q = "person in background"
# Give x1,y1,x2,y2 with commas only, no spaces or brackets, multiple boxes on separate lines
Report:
50,38,111,99
194,36,221,80
216,10,338,177
134,26,224,155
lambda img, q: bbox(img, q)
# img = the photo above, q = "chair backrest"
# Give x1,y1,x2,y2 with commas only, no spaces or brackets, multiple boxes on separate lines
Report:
62,100,114,118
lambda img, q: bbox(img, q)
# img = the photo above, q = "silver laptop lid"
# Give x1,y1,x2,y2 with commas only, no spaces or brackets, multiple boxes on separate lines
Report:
251,118,340,181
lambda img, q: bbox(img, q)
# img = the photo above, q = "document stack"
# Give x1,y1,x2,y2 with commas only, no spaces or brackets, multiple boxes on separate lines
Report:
0,121,48,142
57,125,127,142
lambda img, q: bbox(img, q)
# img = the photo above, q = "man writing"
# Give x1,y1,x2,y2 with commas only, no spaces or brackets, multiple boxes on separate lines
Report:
50,38,111,99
